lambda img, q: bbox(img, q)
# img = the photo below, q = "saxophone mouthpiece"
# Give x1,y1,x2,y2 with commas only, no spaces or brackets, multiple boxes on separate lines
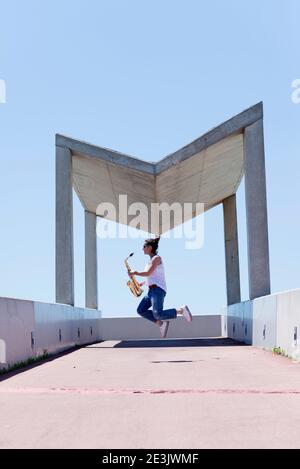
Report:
129,252,134,257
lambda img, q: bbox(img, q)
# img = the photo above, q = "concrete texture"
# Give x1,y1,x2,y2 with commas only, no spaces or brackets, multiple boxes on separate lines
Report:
225,288,300,359
72,133,243,234
252,293,277,349
0,297,101,369
55,145,74,306
100,315,222,340
0,297,35,368
244,118,271,300
225,299,253,345
1,338,300,449
222,194,241,305
85,210,98,309
34,301,101,355
276,289,300,360
56,102,263,236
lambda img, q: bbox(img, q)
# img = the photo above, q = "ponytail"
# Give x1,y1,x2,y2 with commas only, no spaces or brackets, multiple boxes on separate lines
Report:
144,235,160,255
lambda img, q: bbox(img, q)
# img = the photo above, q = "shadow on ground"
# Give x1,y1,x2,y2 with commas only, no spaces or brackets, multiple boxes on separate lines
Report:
0,343,96,382
0,338,246,382
90,338,246,348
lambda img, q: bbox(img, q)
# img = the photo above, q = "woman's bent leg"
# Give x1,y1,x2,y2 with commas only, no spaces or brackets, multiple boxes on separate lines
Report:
137,294,157,323
151,287,177,321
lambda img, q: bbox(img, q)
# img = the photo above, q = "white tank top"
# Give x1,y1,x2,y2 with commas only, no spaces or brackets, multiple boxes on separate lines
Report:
145,255,167,293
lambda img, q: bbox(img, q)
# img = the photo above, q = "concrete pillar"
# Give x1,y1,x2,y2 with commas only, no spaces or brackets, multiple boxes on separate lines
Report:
244,118,271,300
85,211,98,309
55,145,74,305
222,194,241,305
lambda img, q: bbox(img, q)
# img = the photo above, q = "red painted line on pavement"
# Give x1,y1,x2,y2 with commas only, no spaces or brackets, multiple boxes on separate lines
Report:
1,387,300,396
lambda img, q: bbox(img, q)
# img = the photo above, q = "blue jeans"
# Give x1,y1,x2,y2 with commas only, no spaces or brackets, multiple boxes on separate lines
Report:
137,286,177,323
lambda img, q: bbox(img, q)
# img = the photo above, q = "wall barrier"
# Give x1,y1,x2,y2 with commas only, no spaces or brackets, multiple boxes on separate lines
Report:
2,287,300,369
100,314,223,341
0,297,101,369
224,287,300,359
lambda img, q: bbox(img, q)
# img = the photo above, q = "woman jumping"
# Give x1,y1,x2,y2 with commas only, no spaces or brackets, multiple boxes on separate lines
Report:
128,236,192,338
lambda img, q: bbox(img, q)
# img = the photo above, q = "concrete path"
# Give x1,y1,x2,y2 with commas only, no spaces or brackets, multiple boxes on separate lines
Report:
1,338,300,449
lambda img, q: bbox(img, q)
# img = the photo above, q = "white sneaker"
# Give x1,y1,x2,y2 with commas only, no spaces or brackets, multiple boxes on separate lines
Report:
160,321,169,338
181,305,192,323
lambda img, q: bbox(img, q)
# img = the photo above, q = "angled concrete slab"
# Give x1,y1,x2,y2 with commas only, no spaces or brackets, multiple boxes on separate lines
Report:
56,102,262,234
55,101,271,306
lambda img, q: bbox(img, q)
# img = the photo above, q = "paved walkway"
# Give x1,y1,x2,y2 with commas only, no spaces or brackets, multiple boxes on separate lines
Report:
1,338,300,448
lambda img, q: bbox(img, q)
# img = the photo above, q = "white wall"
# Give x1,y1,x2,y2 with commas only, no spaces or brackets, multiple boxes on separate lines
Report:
225,287,300,358
101,315,223,340
3,288,299,369
224,300,253,344
34,301,101,355
0,296,224,369
0,297,101,369
276,289,300,360
0,297,35,368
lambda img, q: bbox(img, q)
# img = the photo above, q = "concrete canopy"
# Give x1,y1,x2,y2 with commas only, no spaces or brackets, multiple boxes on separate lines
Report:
56,102,263,235
56,101,270,308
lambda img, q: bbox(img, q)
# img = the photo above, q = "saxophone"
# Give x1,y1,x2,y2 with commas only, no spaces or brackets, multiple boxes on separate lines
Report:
125,253,143,297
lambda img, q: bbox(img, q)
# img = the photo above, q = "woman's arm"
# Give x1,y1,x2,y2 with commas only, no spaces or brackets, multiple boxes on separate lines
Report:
129,256,161,277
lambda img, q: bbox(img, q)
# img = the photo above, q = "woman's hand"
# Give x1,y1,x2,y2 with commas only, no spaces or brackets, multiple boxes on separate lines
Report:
128,270,137,278
139,281,146,287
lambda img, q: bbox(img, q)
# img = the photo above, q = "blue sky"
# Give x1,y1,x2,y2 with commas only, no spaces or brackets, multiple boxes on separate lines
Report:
0,0,299,317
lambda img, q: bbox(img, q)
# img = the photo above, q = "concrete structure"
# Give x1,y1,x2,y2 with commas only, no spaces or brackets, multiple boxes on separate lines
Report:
244,119,270,300
101,314,222,341
2,100,300,449
0,294,221,369
85,211,98,309
2,286,300,370
56,146,74,306
2,338,300,449
56,101,270,309
0,101,280,371
222,194,241,305
224,287,300,359
0,297,101,369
